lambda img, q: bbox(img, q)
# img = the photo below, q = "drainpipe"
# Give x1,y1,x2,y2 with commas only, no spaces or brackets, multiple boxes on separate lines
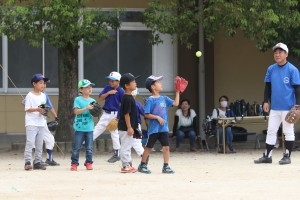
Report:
198,0,206,141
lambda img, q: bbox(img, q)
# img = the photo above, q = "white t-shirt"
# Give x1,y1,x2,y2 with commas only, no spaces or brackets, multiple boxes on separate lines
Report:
175,109,196,128
211,108,226,119
25,91,47,127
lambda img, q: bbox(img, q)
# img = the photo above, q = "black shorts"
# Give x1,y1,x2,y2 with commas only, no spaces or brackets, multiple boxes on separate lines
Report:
145,132,169,148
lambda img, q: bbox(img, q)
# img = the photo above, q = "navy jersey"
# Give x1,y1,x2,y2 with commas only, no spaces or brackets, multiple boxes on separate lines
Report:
99,85,124,111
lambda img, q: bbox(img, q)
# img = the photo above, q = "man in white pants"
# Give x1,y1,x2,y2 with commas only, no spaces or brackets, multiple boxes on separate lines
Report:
93,72,124,163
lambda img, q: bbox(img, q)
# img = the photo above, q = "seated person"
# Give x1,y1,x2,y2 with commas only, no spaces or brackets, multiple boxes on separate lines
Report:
211,95,236,153
172,99,198,152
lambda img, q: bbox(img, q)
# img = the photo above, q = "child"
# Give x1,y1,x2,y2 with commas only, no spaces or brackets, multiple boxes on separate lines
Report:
22,80,60,166
24,73,49,170
70,79,96,171
138,75,179,174
118,73,139,173
93,71,124,163
131,88,145,158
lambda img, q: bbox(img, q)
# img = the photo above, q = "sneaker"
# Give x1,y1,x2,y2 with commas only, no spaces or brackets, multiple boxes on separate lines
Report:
33,162,47,170
254,153,272,164
107,155,120,163
121,165,137,173
138,164,151,174
279,153,291,165
70,164,77,171
45,159,60,166
162,165,175,174
34,159,48,166
84,162,93,170
190,147,197,152
24,161,33,171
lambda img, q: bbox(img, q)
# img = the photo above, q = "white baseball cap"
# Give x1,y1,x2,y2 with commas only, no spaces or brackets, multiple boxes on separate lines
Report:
273,43,288,53
106,71,121,81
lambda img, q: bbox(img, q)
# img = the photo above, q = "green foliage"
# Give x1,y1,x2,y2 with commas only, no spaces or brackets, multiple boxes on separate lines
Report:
143,0,201,49
0,0,121,48
144,0,300,57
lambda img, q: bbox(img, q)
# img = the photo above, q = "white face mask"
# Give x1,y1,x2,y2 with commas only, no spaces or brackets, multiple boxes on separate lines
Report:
220,101,227,108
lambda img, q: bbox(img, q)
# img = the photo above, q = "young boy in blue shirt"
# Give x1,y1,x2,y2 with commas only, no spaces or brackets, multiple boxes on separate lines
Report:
138,75,180,174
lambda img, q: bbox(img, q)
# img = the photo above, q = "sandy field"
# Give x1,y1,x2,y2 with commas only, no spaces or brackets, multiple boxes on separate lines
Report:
1,149,300,200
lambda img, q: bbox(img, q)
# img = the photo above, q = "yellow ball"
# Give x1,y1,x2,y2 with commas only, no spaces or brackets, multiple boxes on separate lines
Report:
196,51,202,57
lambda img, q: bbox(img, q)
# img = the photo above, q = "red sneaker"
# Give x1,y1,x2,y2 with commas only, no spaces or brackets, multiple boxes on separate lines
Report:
85,162,93,170
70,164,77,171
121,165,137,173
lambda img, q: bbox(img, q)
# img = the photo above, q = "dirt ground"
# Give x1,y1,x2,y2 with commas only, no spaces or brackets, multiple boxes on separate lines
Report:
1,149,300,200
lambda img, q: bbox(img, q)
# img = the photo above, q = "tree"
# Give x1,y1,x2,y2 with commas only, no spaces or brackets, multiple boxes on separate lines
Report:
0,0,121,141
143,0,300,57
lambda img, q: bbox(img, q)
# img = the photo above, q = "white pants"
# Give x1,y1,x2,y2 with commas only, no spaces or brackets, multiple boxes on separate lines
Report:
44,125,54,150
266,110,294,145
93,112,120,150
33,125,55,150
132,124,144,156
132,139,144,156
119,130,134,167
24,126,45,164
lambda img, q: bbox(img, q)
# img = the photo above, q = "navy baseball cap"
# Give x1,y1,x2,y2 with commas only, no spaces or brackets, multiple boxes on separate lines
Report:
31,73,49,83
145,75,163,91
120,73,140,88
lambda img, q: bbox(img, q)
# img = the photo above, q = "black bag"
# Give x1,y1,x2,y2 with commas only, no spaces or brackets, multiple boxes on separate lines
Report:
232,126,248,142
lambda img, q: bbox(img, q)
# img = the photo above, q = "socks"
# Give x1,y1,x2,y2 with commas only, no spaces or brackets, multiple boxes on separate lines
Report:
265,143,274,158
46,149,53,161
114,149,119,157
285,141,294,157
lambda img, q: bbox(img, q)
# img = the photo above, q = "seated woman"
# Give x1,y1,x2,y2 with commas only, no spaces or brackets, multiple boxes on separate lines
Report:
172,99,198,152
211,95,236,153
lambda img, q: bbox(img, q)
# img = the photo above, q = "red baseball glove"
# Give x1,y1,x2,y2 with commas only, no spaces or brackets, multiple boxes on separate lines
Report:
174,76,188,93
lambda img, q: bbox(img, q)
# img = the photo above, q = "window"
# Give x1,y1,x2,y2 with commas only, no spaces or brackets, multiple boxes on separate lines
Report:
2,9,177,94
84,30,117,87
119,30,152,87
8,38,42,88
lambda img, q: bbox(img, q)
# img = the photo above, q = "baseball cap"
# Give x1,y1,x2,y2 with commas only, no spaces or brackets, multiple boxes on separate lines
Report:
273,42,288,53
120,73,140,88
31,73,49,83
78,79,95,89
106,71,121,81
145,75,163,91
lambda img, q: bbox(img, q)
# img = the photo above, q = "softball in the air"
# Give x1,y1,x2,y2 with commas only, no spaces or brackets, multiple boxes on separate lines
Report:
196,51,202,57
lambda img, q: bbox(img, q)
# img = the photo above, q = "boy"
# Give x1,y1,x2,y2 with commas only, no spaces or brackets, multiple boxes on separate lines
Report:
22,80,60,166
70,79,96,171
118,73,139,173
93,71,124,163
24,73,49,170
138,75,179,174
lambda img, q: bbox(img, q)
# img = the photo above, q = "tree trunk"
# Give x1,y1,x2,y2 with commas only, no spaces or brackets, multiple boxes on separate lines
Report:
55,43,79,142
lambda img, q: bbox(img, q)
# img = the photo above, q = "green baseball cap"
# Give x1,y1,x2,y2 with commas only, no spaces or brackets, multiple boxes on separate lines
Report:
78,79,95,89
